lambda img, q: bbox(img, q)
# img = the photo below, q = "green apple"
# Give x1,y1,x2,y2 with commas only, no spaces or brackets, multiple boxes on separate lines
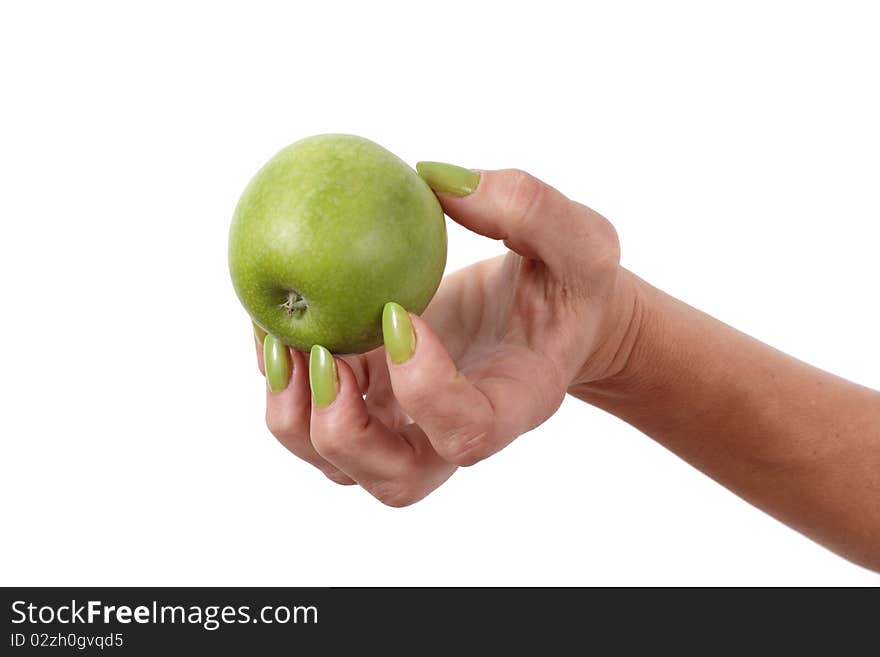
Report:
229,134,447,354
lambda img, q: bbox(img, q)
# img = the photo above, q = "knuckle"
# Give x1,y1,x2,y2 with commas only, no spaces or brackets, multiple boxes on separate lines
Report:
397,385,429,412
371,481,423,508
311,410,371,460
594,216,621,265
504,169,546,226
591,238,621,275
394,371,438,410
310,426,347,460
324,469,355,486
439,424,493,467
265,406,296,439
566,203,621,275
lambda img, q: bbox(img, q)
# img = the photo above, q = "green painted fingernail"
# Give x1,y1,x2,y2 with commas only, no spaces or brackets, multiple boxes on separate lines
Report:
309,345,338,408
252,321,267,344
264,334,291,393
416,161,480,196
382,302,416,364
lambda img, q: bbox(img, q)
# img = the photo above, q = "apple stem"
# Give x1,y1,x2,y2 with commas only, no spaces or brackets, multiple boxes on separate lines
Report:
280,290,308,316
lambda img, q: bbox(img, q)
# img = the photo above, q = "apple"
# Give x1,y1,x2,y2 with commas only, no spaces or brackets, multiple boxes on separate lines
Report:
229,134,447,354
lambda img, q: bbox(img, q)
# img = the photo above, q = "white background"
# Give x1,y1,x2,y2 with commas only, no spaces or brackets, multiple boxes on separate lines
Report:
1,1,878,585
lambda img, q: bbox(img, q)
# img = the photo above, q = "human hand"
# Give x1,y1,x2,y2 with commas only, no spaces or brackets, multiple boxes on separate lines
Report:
255,164,641,505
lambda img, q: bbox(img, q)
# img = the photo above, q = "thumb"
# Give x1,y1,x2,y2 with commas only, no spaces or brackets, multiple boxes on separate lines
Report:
416,162,609,274
381,301,549,466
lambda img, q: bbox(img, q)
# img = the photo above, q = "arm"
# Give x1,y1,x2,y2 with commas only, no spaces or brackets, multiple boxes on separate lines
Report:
571,271,880,571
257,162,880,572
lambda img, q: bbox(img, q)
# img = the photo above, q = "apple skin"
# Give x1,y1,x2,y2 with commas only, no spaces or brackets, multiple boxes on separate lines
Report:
229,134,447,354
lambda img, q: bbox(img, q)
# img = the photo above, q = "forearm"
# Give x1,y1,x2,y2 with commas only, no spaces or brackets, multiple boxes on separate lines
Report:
571,270,880,571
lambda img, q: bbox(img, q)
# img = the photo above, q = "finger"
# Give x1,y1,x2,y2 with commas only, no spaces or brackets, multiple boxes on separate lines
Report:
417,164,615,277
264,346,354,485
340,351,372,394
383,303,553,467
308,346,455,506
255,324,370,393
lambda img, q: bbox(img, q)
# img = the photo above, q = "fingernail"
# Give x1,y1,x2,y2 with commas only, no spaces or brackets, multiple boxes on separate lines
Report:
252,321,267,344
382,302,416,364
264,334,291,393
416,161,480,196
309,345,338,408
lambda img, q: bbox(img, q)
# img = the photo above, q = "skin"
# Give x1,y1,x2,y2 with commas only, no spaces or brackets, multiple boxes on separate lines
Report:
255,167,880,573
230,134,446,354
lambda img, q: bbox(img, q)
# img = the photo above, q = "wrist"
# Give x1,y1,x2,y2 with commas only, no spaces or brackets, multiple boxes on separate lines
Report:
569,268,657,393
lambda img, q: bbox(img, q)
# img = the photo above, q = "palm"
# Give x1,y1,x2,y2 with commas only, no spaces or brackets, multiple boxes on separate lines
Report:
356,253,571,435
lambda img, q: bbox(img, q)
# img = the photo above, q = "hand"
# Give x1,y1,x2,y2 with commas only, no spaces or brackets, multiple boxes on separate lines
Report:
256,165,641,505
